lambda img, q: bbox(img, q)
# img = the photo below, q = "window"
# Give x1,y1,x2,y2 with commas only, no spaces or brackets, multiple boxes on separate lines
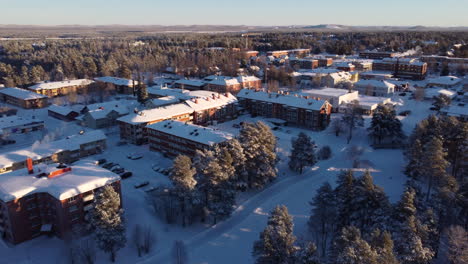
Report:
69,205,79,212
68,196,77,203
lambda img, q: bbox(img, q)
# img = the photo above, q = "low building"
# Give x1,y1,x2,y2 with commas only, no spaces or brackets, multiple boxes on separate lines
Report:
372,58,427,80
289,58,318,70
242,50,259,59
267,49,310,58
146,96,179,108
48,105,79,122
336,62,356,72
206,76,242,94
237,75,262,89
0,115,44,135
147,120,233,157
0,130,106,174
173,79,206,91
426,76,462,88
0,87,48,109
28,79,94,97
354,80,396,97
117,103,194,145
345,95,393,115
237,89,332,130
359,71,393,80
94,77,139,94
424,88,457,100
359,51,397,59
0,160,121,244
297,88,359,111
80,101,133,129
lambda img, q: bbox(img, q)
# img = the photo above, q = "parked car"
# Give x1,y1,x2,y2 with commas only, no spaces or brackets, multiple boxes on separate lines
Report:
232,124,240,128
134,181,149,189
1,139,16,145
399,92,407,96
109,165,121,171
112,168,125,174
127,152,143,160
120,172,133,179
97,159,107,165
102,162,115,169
152,165,161,172
429,107,438,111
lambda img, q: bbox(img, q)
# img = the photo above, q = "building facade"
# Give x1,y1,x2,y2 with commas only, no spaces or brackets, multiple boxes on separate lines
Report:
0,87,48,109
372,58,427,80
28,79,94,97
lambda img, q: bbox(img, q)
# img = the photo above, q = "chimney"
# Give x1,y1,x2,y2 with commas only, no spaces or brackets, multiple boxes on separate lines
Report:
48,167,72,179
27,158,34,174
195,99,198,104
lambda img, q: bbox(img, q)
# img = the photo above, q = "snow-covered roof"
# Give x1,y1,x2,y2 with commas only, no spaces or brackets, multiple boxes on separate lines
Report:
356,95,392,110
147,87,220,101
355,80,396,89
237,75,261,83
84,100,133,119
147,120,232,146
0,115,44,130
0,130,106,169
148,96,180,107
425,88,457,99
299,88,357,98
48,104,77,116
184,93,237,112
117,103,193,125
94,76,138,86
28,79,94,91
209,76,240,86
0,87,48,100
0,160,120,202
441,105,468,117
237,89,328,111
175,79,206,87
427,76,461,86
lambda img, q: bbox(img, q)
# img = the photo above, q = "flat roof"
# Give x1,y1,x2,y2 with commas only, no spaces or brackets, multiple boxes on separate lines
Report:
147,120,232,146
0,87,48,100
117,103,193,125
29,79,94,90
0,130,106,169
0,115,44,130
94,76,138,86
237,89,328,111
0,160,120,202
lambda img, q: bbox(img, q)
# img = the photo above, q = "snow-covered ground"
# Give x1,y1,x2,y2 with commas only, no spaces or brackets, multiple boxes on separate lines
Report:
0,92,435,264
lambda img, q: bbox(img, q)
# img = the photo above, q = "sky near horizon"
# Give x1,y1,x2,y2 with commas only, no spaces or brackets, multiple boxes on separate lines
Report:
0,0,467,26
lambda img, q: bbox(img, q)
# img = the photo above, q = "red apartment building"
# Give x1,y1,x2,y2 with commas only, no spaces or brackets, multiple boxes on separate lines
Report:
290,58,319,70
372,58,427,80
237,89,332,130
0,160,121,244
147,120,233,157
359,51,397,59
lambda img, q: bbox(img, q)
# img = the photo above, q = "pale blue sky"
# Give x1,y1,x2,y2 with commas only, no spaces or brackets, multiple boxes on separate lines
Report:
0,0,467,26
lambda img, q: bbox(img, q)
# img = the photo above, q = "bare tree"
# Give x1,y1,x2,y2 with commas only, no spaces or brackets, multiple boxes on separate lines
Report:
78,239,96,264
132,224,143,257
142,225,156,254
172,240,188,264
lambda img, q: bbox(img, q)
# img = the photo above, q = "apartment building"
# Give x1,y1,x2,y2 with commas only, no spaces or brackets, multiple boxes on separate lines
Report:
237,89,332,130
147,120,233,157
290,58,319,70
28,79,94,97
297,88,359,112
372,58,427,80
48,105,80,122
354,80,396,97
359,51,397,59
94,77,139,94
0,87,48,109
0,160,121,244
0,115,45,135
0,130,106,174
267,49,311,58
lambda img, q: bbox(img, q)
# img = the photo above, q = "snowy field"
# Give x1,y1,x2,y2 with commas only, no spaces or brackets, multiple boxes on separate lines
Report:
0,93,435,264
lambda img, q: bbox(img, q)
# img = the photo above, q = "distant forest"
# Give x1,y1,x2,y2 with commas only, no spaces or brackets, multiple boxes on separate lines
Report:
0,31,467,87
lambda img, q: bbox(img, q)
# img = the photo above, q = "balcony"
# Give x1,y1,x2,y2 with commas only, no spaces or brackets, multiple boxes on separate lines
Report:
84,204,94,211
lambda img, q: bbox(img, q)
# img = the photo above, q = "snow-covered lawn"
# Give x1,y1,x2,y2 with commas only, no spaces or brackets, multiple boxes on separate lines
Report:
0,95,435,264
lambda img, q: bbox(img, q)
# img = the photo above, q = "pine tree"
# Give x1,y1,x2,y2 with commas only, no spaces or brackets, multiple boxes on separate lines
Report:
334,170,357,231
368,104,405,146
341,100,364,144
334,226,378,264
432,94,451,111
444,225,468,264
88,185,126,262
421,136,452,201
404,139,424,182
239,122,277,189
369,229,399,264
289,132,317,174
353,171,391,234
295,241,321,264
218,139,247,188
393,189,434,264
170,155,198,226
308,182,336,258
252,205,297,264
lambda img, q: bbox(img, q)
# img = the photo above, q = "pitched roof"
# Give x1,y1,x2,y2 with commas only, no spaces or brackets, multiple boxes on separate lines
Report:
94,76,138,86
117,103,193,125
29,79,94,90
237,89,328,111
0,87,48,100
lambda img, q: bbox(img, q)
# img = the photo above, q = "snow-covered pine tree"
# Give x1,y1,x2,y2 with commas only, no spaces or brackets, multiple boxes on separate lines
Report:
217,138,247,187
239,121,277,189
368,229,399,264
288,132,317,174
393,188,434,264
404,139,424,183
352,170,391,235
294,241,321,264
308,182,336,258
252,205,297,264
170,155,197,226
88,185,126,262
334,170,357,231
334,226,379,264
432,94,451,111
368,104,405,146
341,100,364,144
